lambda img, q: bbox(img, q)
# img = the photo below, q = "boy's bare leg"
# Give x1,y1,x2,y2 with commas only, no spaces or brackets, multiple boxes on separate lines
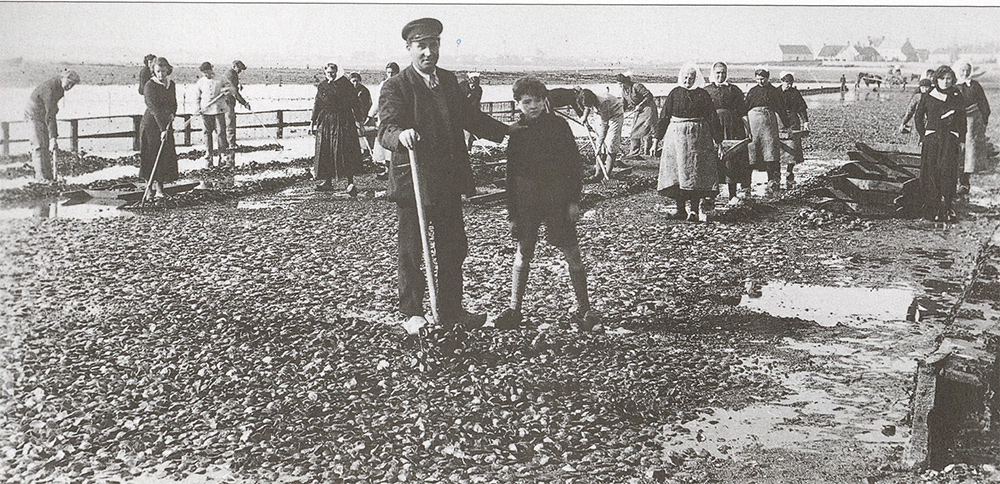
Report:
511,239,535,311
560,245,589,313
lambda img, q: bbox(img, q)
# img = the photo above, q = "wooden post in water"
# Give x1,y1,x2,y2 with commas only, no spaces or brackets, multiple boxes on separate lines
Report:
132,115,142,151
70,120,79,154
1,122,9,157
276,110,284,139
182,114,192,146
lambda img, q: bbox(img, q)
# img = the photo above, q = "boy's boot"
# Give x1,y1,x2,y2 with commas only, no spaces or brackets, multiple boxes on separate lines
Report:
570,308,602,332
492,308,522,330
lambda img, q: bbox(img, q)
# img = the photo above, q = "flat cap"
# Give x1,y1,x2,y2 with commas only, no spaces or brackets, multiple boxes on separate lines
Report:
919,78,932,87
199,62,213,72
402,18,442,42
233,60,247,70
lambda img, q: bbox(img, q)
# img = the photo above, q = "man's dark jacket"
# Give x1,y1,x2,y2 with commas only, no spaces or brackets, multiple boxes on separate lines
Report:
378,65,508,203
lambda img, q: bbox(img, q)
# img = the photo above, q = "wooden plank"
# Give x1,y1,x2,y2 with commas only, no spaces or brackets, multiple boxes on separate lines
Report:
467,190,506,204
850,149,917,181
720,138,750,163
611,167,634,179
847,177,905,193
841,161,886,179
83,182,199,201
868,142,921,156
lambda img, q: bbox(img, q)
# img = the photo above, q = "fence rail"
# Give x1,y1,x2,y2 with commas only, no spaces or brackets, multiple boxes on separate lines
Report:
0,100,521,157
0,89,838,156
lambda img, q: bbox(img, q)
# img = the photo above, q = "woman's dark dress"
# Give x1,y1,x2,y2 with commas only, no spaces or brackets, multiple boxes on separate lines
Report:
914,87,966,217
313,77,363,180
704,83,749,185
654,87,723,199
139,79,178,183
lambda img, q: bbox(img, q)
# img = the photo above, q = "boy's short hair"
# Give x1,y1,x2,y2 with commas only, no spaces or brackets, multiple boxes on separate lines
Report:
349,72,361,81
512,76,547,101
199,62,213,73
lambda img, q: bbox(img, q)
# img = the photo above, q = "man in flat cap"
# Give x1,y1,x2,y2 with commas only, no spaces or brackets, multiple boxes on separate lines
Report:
25,69,80,181
378,17,510,332
223,60,251,149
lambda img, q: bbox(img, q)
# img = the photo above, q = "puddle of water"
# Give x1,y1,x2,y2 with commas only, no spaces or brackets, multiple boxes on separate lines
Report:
0,198,132,220
663,370,910,459
781,337,918,374
739,282,913,328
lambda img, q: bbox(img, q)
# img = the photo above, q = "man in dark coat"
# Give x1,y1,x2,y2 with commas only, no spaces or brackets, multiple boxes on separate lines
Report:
349,72,373,156
378,17,509,332
25,70,80,181
223,60,251,148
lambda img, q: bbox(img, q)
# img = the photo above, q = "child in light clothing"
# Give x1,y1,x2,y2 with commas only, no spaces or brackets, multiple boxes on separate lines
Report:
492,77,600,332
195,62,229,168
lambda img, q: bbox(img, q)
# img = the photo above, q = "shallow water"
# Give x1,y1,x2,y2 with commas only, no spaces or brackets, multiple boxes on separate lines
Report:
0,198,132,221
739,282,914,328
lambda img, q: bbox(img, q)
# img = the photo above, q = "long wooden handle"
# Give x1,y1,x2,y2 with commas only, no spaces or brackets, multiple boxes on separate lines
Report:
407,148,438,324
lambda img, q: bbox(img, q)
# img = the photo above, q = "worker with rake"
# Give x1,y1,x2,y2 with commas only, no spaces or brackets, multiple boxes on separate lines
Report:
139,57,178,201
618,73,658,159
25,69,80,182
378,18,509,333
195,62,230,169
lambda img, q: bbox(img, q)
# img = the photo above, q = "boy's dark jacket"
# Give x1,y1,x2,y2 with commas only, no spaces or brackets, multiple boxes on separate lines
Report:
506,112,582,219
378,65,508,204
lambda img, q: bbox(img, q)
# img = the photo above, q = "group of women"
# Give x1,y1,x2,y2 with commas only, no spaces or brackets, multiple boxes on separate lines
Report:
650,62,809,221
135,57,989,222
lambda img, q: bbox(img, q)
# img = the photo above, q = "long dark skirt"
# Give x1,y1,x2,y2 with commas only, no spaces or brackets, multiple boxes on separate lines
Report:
716,108,750,185
918,131,961,217
139,112,178,183
314,112,363,180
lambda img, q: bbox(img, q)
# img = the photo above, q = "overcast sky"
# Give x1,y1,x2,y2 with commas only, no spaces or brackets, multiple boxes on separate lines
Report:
1,3,998,68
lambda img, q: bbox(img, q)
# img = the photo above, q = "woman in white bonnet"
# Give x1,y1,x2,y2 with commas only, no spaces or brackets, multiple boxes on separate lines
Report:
652,63,722,222
952,61,991,194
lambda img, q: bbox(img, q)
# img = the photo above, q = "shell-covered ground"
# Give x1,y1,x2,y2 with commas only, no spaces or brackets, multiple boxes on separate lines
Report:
1,88,999,483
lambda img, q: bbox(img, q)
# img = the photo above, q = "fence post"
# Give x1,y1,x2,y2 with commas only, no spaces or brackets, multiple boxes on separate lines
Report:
1,122,9,157
276,110,283,139
182,114,192,146
70,120,79,154
132,115,142,151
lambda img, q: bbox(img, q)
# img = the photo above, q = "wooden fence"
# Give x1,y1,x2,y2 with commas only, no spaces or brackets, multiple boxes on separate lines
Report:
1,87,838,156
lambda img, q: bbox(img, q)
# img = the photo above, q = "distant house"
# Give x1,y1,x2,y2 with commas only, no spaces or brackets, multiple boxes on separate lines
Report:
900,40,920,63
916,49,930,63
779,45,814,62
856,46,883,62
959,45,999,65
817,45,845,61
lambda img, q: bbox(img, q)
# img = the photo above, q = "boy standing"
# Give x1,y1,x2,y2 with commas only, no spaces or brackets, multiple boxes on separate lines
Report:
196,62,229,168
492,77,600,332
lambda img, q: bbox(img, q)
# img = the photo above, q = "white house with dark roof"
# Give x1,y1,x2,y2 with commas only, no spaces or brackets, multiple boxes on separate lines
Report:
817,45,845,61
779,45,814,62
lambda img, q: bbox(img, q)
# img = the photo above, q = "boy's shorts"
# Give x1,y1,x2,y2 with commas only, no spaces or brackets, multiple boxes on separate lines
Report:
510,180,578,248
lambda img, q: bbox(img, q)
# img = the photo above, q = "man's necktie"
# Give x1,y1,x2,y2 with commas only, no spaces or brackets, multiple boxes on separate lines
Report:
428,72,439,90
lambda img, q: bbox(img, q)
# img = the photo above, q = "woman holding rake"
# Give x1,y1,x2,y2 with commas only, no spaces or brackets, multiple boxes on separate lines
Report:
139,57,179,201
